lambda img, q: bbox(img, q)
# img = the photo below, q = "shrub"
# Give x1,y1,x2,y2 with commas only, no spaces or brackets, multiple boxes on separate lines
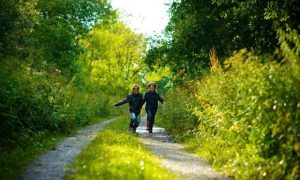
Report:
193,49,300,179
0,59,113,147
156,82,198,141
157,45,300,179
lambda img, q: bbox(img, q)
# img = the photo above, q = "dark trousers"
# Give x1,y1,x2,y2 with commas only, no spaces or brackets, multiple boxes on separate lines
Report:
146,108,157,133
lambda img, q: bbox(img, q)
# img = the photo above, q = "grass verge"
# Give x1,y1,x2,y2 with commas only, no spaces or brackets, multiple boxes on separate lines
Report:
65,117,176,180
0,133,65,179
0,117,109,180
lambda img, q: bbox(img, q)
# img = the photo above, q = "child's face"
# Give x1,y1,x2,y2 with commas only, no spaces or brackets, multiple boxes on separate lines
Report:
148,85,155,92
133,87,139,94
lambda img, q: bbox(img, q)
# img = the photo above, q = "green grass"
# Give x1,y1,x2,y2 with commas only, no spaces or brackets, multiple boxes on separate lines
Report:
0,133,65,180
89,116,114,124
65,117,176,180
0,117,110,180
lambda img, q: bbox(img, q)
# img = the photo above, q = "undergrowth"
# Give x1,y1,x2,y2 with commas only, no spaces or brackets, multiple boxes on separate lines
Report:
157,48,300,179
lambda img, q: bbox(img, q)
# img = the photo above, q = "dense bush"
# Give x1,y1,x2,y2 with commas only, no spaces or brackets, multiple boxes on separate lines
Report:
193,49,300,178
0,59,112,148
158,48,300,179
157,82,198,140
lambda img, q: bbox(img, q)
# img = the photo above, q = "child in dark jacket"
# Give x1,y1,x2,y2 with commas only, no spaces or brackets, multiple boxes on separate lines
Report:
143,82,164,133
114,84,143,132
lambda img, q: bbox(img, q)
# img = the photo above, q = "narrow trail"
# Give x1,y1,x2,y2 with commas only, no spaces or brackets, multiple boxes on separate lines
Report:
22,118,115,180
137,117,228,180
22,117,228,180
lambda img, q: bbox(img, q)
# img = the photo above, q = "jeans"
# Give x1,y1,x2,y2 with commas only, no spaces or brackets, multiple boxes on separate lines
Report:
130,112,141,130
146,108,157,133
146,108,157,123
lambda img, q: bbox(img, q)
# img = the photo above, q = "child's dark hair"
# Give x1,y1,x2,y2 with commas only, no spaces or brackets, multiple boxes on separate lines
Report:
132,84,140,91
147,82,156,89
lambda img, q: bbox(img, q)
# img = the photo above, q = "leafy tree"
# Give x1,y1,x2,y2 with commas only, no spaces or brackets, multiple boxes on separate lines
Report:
80,22,147,95
0,0,37,57
146,0,300,77
0,0,117,146
0,0,116,73
31,0,116,72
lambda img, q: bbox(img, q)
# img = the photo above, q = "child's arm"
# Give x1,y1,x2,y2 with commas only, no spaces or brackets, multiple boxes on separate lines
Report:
114,98,129,106
142,93,147,106
157,94,164,104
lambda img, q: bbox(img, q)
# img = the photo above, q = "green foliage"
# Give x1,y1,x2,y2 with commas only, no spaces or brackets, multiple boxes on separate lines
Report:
0,0,118,152
146,0,300,77
31,0,115,71
0,0,116,74
0,58,116,179
65,117,176,180
80,22,147,95
0,0,38,56
193,49,300,179
0,59,113,147
160,48,300,179
0,134,64,179
156,82,198,141
0,0,150,179
147,1,300,176
0,3,145,177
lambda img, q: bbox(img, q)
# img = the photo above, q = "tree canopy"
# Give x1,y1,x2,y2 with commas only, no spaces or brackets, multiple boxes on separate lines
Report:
146,0,300,77
0,0,116,73
80,22,147,94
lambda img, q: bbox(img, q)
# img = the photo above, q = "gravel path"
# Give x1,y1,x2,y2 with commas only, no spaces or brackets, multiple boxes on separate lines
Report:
22,117,229,180
22,118,115,180
137,117,229,180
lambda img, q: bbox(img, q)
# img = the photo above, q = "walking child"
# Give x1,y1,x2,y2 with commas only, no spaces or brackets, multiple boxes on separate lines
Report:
143,82,164,133
114,84,143,132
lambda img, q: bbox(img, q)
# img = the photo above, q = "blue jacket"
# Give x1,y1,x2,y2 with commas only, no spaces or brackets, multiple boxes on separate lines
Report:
115,93,143,114
143,91,164,110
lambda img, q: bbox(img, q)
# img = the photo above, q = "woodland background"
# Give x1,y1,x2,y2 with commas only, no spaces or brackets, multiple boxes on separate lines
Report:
1,0,299,179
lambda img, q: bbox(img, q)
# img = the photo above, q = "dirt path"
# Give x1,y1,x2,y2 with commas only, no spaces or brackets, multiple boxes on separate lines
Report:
137,117,228,180
22,118,115,180
22,117,228,180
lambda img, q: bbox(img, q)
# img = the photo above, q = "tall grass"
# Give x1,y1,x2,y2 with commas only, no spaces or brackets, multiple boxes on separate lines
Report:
156,82,198,141
158,48,300,179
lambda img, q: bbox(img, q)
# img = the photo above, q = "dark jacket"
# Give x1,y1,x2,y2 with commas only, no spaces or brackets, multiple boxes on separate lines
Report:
143,91,164,110
115,93,143,114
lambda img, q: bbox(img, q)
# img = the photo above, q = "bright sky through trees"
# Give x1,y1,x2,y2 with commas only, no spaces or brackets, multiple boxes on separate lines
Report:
110,0,170,37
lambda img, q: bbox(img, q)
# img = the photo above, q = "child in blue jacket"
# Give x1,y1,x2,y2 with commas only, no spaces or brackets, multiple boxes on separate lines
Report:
143,82,164,133
115,84,143,132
